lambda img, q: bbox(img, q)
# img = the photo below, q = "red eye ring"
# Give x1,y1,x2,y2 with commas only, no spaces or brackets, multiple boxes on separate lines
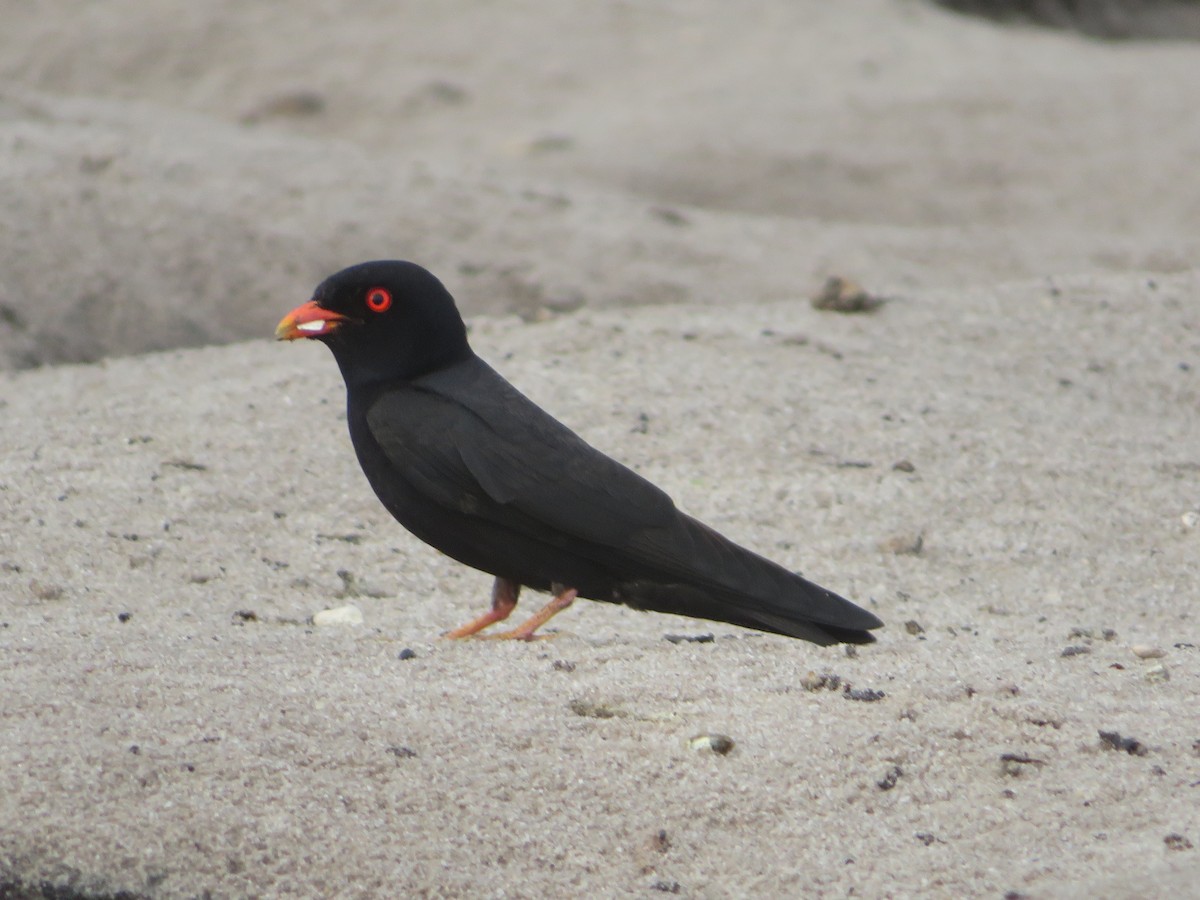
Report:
365,287,392,313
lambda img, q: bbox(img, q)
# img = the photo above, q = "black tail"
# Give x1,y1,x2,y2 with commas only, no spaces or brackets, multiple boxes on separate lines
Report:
619,513,883,644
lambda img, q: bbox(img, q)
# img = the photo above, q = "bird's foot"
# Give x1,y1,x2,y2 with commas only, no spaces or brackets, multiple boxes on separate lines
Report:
482,587,578,641
444,577,519,639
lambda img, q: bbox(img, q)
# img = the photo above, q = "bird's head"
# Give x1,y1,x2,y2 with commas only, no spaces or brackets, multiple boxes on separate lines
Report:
276,260,472,387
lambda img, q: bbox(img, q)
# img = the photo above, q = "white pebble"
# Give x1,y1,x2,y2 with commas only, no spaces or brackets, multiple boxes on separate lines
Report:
1131,645,1166,659
1182,511,1199,530
688,733,735,755
312,604,364,626
1144,664,1170,684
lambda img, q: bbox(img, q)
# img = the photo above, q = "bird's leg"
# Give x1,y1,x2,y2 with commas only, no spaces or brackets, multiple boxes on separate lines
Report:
485,583,578,641
444,576,520,638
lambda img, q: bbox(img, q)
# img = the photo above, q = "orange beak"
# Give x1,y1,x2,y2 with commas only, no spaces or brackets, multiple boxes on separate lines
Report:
275,300,348,341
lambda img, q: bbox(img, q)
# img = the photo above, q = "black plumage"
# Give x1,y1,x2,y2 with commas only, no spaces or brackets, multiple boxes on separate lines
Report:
277,260,882,644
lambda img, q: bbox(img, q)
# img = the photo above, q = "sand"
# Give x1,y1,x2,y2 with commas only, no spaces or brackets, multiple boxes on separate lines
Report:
1,2,1198,897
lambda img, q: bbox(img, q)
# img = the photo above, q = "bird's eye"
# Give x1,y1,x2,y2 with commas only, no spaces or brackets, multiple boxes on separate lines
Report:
365,287,392,313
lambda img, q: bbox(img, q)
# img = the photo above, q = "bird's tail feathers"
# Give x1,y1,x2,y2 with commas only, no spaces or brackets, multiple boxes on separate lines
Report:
622,514,882,643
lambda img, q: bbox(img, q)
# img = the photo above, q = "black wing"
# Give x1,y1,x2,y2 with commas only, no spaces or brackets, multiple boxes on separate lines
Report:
363,356,677,549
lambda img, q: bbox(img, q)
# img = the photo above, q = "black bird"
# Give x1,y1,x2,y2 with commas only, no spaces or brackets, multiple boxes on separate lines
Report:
276,261,882,644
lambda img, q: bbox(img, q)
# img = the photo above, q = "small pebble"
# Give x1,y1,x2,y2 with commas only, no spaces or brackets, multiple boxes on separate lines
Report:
1164,833,1194,851
1098,730,1148,756
1181,511,1199,530
877,765,902,790
688,733,735,755
1144,664,1170,683
1131,645,1166,659
812,276,885,313
312,604,364,626
397,648,417,660
844,686,886,702
800,671,841,692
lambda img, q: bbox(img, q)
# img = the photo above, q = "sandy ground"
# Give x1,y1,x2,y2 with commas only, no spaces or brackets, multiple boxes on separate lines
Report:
1,1,1199,897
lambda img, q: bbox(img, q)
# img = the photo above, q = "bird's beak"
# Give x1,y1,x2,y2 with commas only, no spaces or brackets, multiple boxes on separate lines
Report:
275,300,348,341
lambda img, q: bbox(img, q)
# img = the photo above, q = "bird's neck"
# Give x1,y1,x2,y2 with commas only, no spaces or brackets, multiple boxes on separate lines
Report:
332,341,475,392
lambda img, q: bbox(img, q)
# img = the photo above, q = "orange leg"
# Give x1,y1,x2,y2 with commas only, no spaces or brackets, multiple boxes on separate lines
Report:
444,577,520,638
484,584,578,641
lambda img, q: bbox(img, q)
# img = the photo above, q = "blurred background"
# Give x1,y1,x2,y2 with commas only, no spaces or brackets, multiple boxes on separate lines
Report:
1,0,1198,368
